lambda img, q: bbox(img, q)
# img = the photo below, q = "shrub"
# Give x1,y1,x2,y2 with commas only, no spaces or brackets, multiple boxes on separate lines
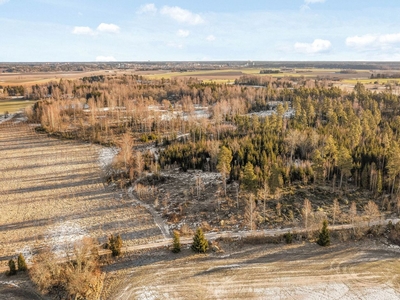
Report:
191,228,209,253
17,253,28,271
172,231,181,253
284,231,293,244
8,259,17,276
317,220,330,246
108,234,123,257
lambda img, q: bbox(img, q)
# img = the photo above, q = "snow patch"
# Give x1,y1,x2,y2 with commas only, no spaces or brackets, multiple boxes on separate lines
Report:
98,147,119,170
0,113,15,124
47,222,87,257
15,245,33,263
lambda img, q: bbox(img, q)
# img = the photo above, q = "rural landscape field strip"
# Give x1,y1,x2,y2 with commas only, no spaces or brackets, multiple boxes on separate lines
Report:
110,242,400,300
0,119,163,270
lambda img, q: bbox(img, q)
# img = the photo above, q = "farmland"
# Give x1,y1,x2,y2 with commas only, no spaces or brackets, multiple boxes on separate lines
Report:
104,240,400,299
0,118,163,271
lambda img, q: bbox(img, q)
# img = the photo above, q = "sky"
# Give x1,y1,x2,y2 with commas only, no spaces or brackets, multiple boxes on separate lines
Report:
1,0,400,62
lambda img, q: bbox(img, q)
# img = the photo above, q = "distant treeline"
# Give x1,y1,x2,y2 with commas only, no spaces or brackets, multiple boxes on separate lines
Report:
371,73,400,79
260,70,281,74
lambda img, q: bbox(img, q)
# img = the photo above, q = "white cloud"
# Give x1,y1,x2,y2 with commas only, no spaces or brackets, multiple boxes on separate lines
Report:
160,6,204,25
137,3,157,14
72,26,95,36
97,23,120,33
346,34,377,48
96,56,116,62
206,35,216,41
0,0,10,4
177,29,190,37
346,33,400,49
294,39,331,54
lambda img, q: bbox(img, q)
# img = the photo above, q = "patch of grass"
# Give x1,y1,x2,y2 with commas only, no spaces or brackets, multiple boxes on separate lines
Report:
0,99,36,114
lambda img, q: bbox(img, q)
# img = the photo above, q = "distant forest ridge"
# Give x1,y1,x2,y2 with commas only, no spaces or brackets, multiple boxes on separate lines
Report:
1,61,400,73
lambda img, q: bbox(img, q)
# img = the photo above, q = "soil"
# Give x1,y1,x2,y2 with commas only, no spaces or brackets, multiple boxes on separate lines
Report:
0,119,163,271
103,239,400,299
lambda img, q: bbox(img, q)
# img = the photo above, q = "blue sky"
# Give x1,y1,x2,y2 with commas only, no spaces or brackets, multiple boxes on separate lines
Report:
1,0,400,62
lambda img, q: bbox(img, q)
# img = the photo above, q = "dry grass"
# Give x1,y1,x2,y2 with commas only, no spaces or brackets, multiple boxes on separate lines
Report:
104,240,400,299
0,120,163,270
0,99,36,114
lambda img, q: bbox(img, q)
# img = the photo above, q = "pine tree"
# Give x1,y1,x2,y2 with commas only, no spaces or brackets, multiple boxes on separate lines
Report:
8,259,17,276
217,146,233,196
241,162,257,194
172,231,181,253
108,234,123,257
17,253,27,272
191,228,209,253
317,220,330,246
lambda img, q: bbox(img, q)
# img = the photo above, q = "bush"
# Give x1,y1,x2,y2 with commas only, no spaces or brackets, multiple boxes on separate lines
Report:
317,220,330,246
17,253,28,271
284,231,293,244
8,259,17,276
108,234,123,257
191,228,209,253
172,231,181,253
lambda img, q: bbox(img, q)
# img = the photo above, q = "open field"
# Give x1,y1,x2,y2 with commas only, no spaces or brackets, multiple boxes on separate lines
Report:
0,67,392,89
0,70,120,86
0,118,163,271
103,240,400,300
0,99,36,114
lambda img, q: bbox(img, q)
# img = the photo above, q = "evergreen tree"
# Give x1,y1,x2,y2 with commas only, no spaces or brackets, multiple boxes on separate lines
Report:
108,234,123,257
337,146,353,189
172,231,181,253
217,146,233,196
241,162,258,194
17,253,27,272
284,231,293,244
191,228,209,253
317,220,330,246
8,259,17,276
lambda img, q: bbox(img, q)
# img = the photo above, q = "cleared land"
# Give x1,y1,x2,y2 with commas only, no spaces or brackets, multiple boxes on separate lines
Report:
103,240,400,300
0,118,163,271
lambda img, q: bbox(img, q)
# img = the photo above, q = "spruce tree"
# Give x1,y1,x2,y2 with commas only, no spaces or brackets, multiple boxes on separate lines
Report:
191,228,209,253
8,259,17,276
172,231,181,253
317,220,330,246
108,234,123,257
17,253,27,272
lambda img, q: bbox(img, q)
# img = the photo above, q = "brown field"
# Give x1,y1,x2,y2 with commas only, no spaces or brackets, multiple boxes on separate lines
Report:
0,67,380,89
0,70,121,86
103,240,400,300
0,118,163,271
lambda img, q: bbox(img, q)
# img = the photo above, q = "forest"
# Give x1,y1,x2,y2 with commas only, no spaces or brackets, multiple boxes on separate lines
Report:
22,73,400,229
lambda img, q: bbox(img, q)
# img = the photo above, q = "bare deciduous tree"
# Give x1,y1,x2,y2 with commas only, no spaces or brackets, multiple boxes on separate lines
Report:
244,194,257,231
364,200,380,226
332,198,341,225
302,198,313,232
